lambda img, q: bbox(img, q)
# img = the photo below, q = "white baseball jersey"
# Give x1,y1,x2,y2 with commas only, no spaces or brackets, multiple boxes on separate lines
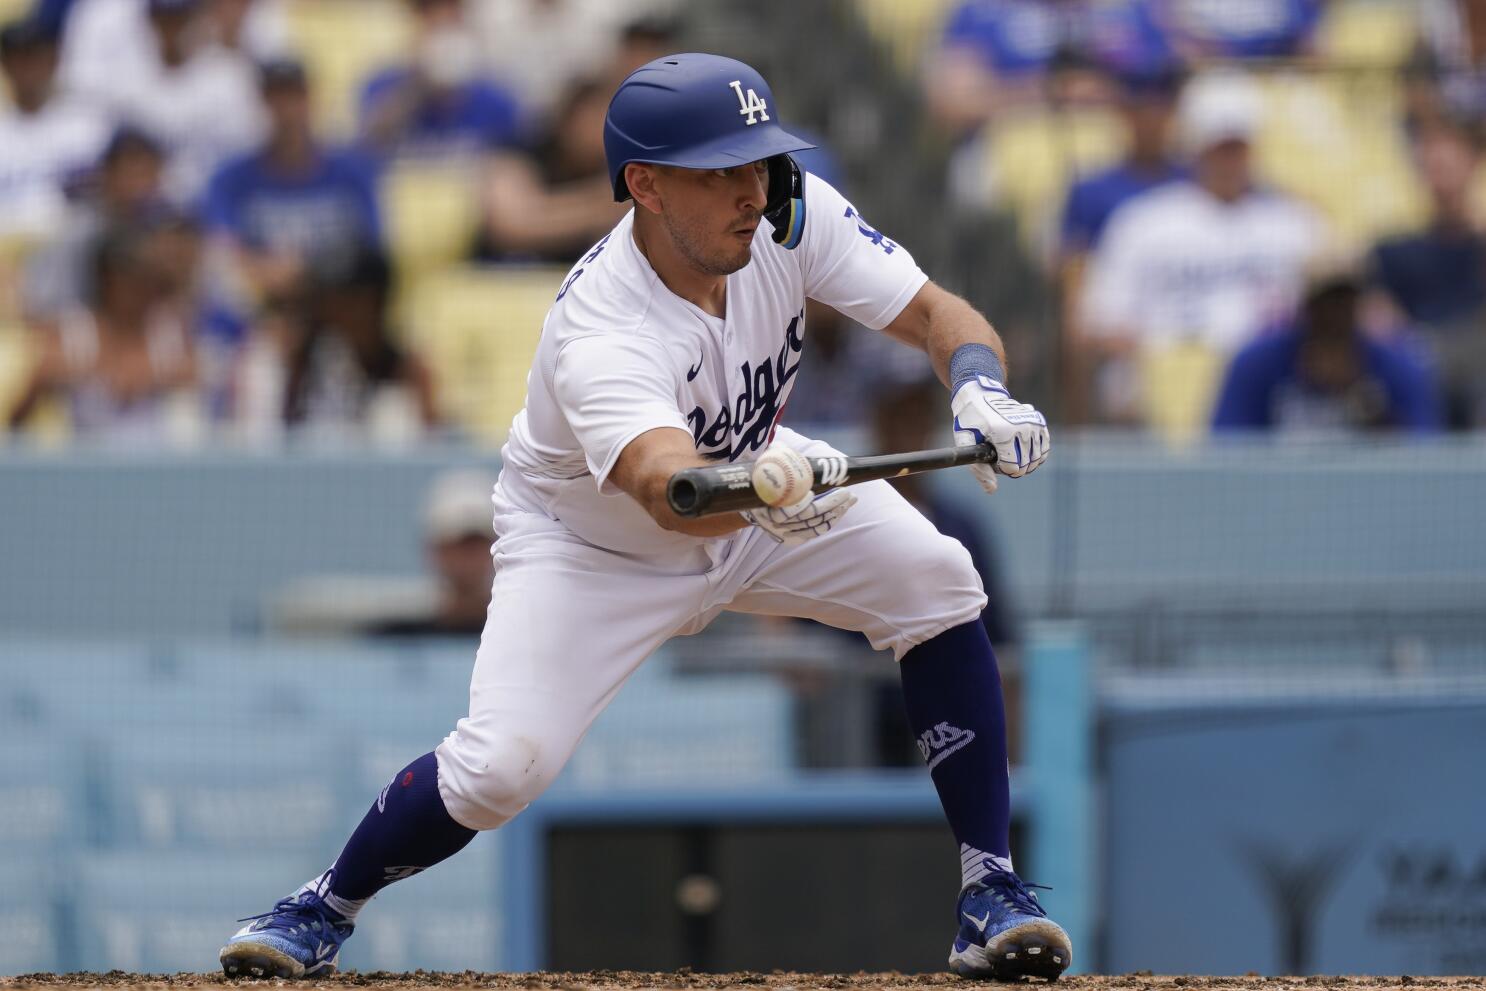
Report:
497,172,929,556
1080,181,1323,353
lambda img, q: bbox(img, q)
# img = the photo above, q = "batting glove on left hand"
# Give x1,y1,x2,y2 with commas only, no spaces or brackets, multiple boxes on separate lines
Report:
951,375,1050,495
743,488,856,545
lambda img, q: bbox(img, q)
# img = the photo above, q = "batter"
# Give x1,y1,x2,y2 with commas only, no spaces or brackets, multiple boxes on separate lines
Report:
220,53,1065,982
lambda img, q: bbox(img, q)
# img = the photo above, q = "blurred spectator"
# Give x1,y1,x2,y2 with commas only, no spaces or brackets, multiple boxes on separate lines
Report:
22,125,168,322
230,247,437,441
1060,63,1187,257
358,0,522,163
0,17,109,240
204,58,381,307
924,0,1171,137
30,0,81,35
59,0,287,81
1371,114,1486,330
206,0,290,59
1407,0,1486,127
471,0,644,119
8,223,200,445
1057,62,1186,423
1212,264,1441,434
61,0,265,204
1078,70,1323,422
606,14,681,86
1151,0,1322,61
474,77,626,264
366,468,496,638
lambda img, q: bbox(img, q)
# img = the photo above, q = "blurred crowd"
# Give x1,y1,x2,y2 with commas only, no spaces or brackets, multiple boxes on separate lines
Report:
0,0,676,447
922,0,1486,436
6,0,1486,450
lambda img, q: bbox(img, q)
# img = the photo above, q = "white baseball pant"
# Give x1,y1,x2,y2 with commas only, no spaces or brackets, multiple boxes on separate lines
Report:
434,432,987,831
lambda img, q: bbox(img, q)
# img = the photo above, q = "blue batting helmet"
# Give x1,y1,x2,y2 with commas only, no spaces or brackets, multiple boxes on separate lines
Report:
604,53,817,203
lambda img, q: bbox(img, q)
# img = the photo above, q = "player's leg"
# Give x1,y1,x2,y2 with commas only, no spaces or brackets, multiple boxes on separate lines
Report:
723,447,1070,979
221,512,706,977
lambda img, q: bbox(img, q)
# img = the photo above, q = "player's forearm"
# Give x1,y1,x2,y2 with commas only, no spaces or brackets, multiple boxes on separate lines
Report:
922,292,1009,389
884,282,1010,389
610,428,751,538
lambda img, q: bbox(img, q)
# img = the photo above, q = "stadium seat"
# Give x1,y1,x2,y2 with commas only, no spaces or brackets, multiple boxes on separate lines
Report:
853,0,955,75
403,266,564,443
181,640,471,743
1315,0,1417,68
69,849,327,972
1136,340,1226,447
283,0,411,137
566,658,797,786
96,728,354,851
0,733,90,849
979,107,1126,254
0,859,64,974
1253,71,1424,248
382,161,483,283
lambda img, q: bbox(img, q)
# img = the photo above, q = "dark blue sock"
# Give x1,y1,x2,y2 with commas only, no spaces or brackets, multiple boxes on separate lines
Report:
327,751,477,904
899,621,1012,870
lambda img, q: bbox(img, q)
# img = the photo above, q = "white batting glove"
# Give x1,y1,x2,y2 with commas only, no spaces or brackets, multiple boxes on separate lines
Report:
743,489,856,545
951,374,1050,495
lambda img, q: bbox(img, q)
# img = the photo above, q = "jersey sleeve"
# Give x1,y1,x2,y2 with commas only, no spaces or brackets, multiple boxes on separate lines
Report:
798,174,929,331
552,333,690,494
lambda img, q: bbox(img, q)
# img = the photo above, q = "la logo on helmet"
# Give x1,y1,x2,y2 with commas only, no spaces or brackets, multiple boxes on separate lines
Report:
729,80,769,125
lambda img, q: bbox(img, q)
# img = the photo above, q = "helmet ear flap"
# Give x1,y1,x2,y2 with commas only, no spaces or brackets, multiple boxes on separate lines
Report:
764,154,806,249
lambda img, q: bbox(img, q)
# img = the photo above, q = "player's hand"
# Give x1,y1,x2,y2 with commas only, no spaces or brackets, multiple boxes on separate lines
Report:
743,488,856,545
951,374,1050,495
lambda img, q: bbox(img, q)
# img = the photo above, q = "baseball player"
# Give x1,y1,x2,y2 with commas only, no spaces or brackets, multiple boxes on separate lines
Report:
220,54,1067,982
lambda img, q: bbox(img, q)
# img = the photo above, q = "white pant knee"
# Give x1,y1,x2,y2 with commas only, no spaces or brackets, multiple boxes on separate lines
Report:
879,532,988,659
434,714,577,831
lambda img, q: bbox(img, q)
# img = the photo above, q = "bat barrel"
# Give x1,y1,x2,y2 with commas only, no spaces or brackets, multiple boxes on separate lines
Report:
668,475,704,516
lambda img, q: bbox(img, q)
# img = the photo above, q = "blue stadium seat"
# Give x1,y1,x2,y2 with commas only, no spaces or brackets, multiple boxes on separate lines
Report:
0,858,65,974
96,728,355,851
181,641,471,738
69,849,327,973
0,733,92,848
567,664,796,786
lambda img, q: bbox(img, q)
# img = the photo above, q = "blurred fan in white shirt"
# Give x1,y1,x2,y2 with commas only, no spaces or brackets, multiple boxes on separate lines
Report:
0,17,109,239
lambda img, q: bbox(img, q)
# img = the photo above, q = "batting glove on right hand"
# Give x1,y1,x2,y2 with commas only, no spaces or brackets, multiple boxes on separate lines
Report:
743,488,856,545
951,374,1050,496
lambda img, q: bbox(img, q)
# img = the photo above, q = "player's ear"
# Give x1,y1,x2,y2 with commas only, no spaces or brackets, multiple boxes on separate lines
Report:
626,163,664,215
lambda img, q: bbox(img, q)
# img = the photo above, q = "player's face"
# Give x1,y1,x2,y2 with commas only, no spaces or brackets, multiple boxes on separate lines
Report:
655,161,770,276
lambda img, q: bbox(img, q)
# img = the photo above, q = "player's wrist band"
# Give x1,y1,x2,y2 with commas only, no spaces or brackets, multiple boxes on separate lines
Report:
950,343,1005,392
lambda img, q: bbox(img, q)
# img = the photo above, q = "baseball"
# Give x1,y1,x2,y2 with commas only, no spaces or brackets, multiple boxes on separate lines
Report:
751,446,814,507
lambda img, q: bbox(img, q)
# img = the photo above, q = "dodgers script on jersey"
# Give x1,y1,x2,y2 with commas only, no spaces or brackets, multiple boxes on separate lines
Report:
497,172,929,555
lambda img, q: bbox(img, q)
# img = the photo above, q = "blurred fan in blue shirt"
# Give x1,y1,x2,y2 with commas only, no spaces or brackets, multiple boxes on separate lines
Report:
1212,269,1442,435
1061,62,1188,255
358,0,523,162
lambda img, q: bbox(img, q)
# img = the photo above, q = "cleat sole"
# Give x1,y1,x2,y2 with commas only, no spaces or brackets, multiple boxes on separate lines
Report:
220,941,336,980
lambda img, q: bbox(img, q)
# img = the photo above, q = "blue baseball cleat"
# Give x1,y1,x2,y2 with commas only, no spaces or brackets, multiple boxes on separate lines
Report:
948,865,1072,981
219,885,354,978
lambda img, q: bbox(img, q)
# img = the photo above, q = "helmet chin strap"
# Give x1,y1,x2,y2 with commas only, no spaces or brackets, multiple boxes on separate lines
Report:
763,154,807,249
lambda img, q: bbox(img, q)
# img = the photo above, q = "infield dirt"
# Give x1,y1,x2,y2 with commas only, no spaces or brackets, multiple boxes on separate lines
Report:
2,974,1483,991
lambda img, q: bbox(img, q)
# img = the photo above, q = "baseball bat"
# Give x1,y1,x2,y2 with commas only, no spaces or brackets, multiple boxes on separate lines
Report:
667,441,998,518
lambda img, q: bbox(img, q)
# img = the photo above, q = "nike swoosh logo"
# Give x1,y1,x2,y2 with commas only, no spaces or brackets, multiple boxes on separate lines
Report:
964,911,990,933
687,352,704,381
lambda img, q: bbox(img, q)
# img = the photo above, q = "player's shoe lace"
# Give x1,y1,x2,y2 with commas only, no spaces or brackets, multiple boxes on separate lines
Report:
976,862,1053,916
237,886,351,942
